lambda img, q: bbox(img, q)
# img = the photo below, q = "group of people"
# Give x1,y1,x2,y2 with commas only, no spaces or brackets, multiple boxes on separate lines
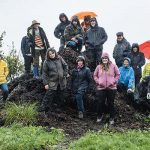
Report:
0,13,150,125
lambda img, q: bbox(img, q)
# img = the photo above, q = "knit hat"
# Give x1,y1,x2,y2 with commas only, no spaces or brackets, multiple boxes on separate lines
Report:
101,52,110,59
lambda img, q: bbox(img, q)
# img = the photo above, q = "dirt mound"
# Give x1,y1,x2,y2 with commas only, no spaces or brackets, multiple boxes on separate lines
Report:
6,48,150,138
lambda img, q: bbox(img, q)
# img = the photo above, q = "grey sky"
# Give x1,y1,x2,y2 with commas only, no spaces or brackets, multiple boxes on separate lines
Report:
0,0,150,60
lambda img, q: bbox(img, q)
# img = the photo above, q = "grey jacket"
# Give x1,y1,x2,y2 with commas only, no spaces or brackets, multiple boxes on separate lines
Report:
42,56,68,90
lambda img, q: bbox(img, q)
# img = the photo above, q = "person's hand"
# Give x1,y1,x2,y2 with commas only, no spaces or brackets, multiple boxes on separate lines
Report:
147,93,150,99
71,37,76,41
127,89,133,93
45,85,49,90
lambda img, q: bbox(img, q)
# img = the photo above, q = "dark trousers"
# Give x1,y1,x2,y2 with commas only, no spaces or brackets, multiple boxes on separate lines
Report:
24,55,33,73
0,83,9,101
59,36,65,52
117,84,134,104
66,38,83,53
96,89,116,118
135,75,141,87
85,48,102,71
75,90,86,112
41,85,65,112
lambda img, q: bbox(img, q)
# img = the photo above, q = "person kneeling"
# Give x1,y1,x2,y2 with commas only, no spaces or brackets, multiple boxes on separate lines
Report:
117,57,135,104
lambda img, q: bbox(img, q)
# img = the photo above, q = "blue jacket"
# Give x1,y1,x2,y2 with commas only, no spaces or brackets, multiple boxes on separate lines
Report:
118,65,135,89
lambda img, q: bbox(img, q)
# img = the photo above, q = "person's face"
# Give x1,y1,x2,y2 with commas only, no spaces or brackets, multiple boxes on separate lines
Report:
102,57,109,64
133,47,138,52
72,20,78,26
77,60,84,66
90,20,96,27
123,60,129,67
33,23,39,29
49,51,56,59
117,35,124,41
61,16,66,22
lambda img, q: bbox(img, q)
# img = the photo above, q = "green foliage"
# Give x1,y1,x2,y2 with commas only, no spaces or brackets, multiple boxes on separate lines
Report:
68,130,150,150
0,124,64,150
5,42,24,80
0,31,6,48
3,102,38,125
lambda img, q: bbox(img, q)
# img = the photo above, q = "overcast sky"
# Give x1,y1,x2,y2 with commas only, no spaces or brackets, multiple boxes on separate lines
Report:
0,0,150,60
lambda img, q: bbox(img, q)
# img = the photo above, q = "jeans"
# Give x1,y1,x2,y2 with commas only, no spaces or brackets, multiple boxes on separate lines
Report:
0,83,9,101
66,38,83,52
75,90,86,112
96,90,116,118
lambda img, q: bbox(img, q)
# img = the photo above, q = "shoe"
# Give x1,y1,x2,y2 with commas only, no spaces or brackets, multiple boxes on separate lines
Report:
78,111,83,119
96,116,103,123
109,118,114,125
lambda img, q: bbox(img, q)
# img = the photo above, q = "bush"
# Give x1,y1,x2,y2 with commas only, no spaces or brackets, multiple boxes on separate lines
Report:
68,130,150,150
0,124,64,150
3,102,38,125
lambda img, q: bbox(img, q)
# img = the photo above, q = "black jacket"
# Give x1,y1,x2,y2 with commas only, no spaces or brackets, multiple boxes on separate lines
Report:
85,19,107,50
113,38,131,67
54,13,70,39
21,36,32,56
71,66,92,93
130,47,145,77
28,27,50,56
64,19,84,42
42,56,68,90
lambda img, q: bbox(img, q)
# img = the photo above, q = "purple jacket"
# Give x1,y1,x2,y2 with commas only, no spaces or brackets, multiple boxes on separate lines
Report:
94,63,120,90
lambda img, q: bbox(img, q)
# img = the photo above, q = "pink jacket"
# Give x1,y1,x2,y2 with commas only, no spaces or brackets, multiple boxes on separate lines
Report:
94,63,120,90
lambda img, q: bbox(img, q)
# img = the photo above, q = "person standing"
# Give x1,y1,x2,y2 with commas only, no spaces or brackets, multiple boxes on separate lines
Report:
64,16,84,53
94,52,120,125
113,32,131,67
85,17,108,71
28,20,50,78
71,56,92,119
21,27,33,75
39,48,68,113
0,54,9,101
54,13,70,51
130,43,145,86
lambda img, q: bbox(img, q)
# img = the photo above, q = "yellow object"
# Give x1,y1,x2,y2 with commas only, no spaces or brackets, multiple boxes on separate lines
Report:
0,60,9,84
142,62,150,79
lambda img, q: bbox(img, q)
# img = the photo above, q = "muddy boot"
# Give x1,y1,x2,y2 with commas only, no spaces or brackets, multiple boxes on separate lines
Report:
78,111,83,119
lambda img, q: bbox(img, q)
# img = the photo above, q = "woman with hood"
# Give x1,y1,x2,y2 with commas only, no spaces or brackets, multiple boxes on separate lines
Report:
85,17,108,71
54,13,70,51
71,56,92,119
39,48,68,113
130,43,145,86
64,16,84,53
118,57,135,103
94,52,120,125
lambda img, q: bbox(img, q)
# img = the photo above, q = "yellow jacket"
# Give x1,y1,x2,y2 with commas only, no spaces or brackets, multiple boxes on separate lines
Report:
142,62,150,79
0,60,9,84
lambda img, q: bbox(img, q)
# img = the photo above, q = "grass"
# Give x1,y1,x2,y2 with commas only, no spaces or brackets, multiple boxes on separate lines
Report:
0,124,64,150
3,102,38,125
68,130,150,150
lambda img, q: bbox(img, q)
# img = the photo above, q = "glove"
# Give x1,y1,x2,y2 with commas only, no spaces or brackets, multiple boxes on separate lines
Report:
147,93,150,99
127,89,133,93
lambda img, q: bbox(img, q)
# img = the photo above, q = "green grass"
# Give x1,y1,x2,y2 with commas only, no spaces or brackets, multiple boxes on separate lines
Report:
3,102,38,125
68,130,150,150
0,124,64,150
